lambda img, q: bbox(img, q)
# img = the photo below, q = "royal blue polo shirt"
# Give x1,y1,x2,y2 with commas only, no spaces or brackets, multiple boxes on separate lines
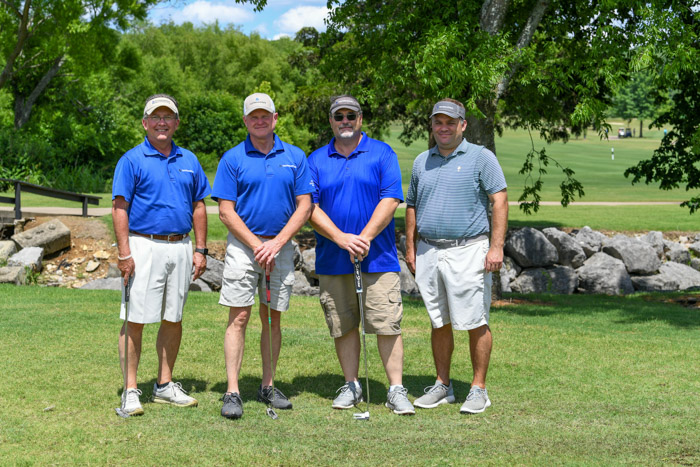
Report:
211,134,313,236
112,137,211,235
308,132,404,275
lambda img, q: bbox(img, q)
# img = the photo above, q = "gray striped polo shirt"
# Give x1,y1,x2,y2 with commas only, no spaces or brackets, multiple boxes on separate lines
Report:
406,138,507,240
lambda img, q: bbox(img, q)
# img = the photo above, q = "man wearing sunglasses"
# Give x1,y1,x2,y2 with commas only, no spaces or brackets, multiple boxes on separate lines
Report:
112,93,211,416
405,98,508,414
307,95,415,415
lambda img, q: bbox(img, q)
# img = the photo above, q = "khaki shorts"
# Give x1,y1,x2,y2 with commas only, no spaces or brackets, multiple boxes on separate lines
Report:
120,234,192,324
219,233,295,311
414,237,491,331
319,272,402,338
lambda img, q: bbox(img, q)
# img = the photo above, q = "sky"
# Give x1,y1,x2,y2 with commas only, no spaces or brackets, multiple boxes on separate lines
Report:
148,0,334,40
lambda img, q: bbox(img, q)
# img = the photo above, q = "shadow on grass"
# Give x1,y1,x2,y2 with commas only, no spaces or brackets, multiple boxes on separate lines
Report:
117,377,208,398
508,219,565,229
497,292,700,328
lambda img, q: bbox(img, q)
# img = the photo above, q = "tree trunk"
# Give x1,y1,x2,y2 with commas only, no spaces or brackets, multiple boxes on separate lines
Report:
464,99,497,154
639,120,643,138
14,55,65,129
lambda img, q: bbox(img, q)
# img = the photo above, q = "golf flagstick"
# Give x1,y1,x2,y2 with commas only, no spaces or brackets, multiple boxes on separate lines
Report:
115,276,132,418
265,273,279,420
353,257,370,421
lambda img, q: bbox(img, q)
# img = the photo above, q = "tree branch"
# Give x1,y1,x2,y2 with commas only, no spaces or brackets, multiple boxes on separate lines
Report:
14,55,65,129
0,0,33,89
480,0,511,34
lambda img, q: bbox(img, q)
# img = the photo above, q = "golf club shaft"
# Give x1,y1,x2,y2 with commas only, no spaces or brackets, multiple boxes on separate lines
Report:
122,276,131,406
265,274,276,407
354,258,370,412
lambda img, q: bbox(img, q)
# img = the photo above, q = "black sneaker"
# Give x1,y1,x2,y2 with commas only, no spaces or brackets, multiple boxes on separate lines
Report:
257,385,293,410
221,392,243,419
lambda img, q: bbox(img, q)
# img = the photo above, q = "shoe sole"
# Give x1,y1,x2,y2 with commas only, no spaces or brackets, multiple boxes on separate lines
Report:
332,397,363,409
125,408,145,416
152,397,198,407
460,398,491,414
385,403,416,415
414,395,455,409
221,412,242,419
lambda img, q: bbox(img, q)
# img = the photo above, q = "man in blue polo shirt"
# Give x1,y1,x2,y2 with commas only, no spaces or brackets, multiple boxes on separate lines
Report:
308,94,415,415
406,98,508,414
212,93,313,420
112,93,211,416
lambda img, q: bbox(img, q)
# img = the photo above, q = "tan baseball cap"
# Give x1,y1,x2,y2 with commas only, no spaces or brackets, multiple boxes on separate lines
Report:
244,93,276,116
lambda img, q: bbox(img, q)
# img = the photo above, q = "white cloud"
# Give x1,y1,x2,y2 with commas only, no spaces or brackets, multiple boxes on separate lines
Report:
273,6,331,36
272,33,292,40
150,1,254,26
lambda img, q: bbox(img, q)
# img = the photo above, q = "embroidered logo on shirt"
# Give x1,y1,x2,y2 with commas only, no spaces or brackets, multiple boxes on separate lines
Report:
457,166,462,172
179,169,194,173
280,164,297,168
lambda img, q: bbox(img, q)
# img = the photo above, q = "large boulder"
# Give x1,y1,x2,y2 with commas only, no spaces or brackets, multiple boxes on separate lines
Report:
189,278,212,292
631,274,680,292
301,248,318,281
602,234,661,274
688,241,700,256
577,252,634,295
0,266,26,285
574,226,608,257
11,218,71,255
199,255,224,291
398,258,419,296
8,247,44,272
505,227,558,268
292,270,319,296
691,258,700,272
657,262,700,290
0,240,17,262
500,256,521,293
291,240,303,270
510,266,578,294
542,228,586,268
639,231,665,259
665,242,691,264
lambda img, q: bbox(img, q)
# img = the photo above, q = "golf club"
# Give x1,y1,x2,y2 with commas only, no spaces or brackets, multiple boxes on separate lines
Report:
264,273,279,420
352,257,370,421
115,275,133,418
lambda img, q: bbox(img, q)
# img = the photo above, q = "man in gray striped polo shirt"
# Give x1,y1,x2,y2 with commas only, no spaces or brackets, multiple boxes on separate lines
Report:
405,98,508,414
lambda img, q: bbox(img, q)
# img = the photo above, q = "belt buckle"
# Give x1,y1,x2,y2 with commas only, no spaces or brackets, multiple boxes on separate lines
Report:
167,233,177,241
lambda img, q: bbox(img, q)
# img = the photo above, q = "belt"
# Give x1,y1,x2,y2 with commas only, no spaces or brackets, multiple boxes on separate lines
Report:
258,235,276,239
130,231,189,242
420,234,488,249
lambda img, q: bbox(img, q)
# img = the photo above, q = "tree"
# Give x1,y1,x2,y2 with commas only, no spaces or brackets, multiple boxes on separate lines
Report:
611,70,665,138
0,0,158,129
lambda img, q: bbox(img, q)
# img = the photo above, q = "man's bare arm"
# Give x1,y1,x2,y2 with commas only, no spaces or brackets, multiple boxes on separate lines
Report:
405,206,418,274
191,199,208,280
485,189,508,272
112,196,134,285
309,204,370,259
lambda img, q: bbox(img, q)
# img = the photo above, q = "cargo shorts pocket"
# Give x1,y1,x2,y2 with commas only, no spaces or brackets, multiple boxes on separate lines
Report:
282,270,295,286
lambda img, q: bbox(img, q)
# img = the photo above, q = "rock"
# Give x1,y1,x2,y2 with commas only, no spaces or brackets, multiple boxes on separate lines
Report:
510,266,578,294
574,226,608,257
657,262,700,290
0,241,17,262
602,234,661,274
695,233,700,243
505,227,558,268
80,277,122,290
691,258,700,272
398,235,407,257
631,274,680,292
301,248,317,280
0,266,26,285
93,250,110,260
292,240,303,270
688,242,700,256
107,263,121,278
11,219,71,255
199,256,224,291
542,227,586,268
85,260,100,272
639,231,665,259
500,256,520,293
189,278,212,292
665,243,690,264
292,270,319,296
398,258,419,296
577,252,634,295
8,247,44,272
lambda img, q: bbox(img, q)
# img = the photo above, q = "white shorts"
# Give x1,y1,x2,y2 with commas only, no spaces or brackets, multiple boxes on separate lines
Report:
414,237,491,331
120,234,193,324
219,233,295,311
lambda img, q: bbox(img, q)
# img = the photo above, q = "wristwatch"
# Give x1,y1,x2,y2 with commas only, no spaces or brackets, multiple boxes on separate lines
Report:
195,248,208,256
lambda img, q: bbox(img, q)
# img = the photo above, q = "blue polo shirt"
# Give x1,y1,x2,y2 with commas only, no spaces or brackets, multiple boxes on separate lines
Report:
211,134,313,236
112,137,211,234
308,132,404,275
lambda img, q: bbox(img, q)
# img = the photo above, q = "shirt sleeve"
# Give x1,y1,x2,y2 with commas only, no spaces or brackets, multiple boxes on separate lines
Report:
293,150,314,197
112,155,136,203
192,158,212,202
211,152,238,202
307,152,320,204
405,157,420,207
379,146,404,202
479,149,508,195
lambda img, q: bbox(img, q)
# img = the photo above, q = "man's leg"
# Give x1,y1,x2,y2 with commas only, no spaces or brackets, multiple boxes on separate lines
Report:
259,304,282,386
468,324,492,388
119,321,144,389
225,306,252,394
156,320,182,384
432,324,454,385
334,328,360,382
376,334,403,386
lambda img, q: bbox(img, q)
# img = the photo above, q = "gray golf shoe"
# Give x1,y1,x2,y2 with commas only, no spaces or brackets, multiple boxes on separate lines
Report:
332,382,362,409
385,387,415,415
414,381,455,408
221,392,244,419
460,386,491,414
257,385,293,410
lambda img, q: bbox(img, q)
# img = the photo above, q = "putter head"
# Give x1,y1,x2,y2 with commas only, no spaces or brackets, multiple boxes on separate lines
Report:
114,407,130,418
353,411,370,420
266,407,279,420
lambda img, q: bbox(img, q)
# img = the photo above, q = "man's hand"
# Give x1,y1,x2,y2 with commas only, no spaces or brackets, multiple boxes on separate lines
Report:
118,257,135,286
405,247,416,274
192,251,207,280
336,232,370,262
484,246,504,272
254,238,282,274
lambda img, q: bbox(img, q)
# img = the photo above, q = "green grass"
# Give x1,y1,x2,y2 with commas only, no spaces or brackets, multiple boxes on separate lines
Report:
1,285,698,464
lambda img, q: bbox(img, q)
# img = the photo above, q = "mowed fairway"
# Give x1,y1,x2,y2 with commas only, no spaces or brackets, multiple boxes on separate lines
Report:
1,286,698,464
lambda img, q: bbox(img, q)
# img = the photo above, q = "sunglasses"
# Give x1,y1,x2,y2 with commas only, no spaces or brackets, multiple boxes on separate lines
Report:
333,113,358,122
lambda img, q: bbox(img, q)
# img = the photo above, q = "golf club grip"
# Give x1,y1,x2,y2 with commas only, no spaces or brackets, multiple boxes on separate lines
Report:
265,274,271,304
353,258,362,293
125,276,132,303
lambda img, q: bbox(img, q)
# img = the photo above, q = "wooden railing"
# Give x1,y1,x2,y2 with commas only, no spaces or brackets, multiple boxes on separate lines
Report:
0,178,101,219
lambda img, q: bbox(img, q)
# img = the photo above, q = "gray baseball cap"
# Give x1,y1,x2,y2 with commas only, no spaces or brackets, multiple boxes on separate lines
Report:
430,100,465,120
330,95,361,114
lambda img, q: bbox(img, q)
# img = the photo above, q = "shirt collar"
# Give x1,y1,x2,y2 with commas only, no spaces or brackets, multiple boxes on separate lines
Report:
429,138,468,160
142,136,182,159
327,131,369,158
244,133,284,157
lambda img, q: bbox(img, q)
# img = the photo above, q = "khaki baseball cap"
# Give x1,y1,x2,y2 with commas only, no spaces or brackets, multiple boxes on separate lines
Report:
244,93,276,116
144,95,179,117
